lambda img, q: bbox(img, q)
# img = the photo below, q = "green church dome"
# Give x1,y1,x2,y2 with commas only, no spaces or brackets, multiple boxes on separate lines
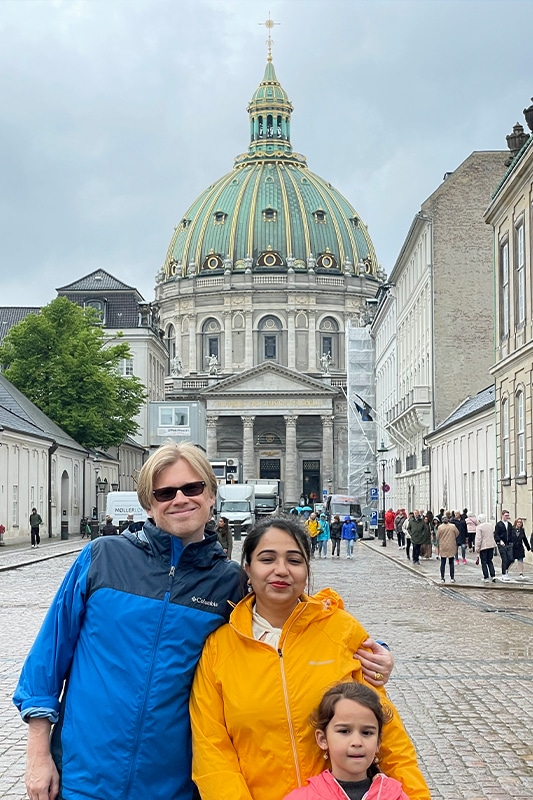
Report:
163,58,378,280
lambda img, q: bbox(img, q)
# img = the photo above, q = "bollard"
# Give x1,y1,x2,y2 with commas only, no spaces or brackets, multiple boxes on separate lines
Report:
60,521,69,541
90,521,100,541
233,522,242,542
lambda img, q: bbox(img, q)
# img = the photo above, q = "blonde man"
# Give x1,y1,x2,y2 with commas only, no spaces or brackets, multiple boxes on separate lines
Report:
14,442,243,800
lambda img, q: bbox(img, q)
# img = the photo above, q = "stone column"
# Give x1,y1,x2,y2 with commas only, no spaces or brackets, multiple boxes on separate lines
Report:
241,416,255,481
308,310,317,372
245,312,253,368
321,415,335,496
284,415,299,508
287,310,296,370
206,415,218,460
224,311,232,371
187,316,197,373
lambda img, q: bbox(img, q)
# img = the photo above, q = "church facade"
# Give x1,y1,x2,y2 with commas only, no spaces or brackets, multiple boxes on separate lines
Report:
155,55,382,508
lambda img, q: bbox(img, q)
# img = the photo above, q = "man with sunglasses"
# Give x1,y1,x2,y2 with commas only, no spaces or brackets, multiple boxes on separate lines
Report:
14,442,243,800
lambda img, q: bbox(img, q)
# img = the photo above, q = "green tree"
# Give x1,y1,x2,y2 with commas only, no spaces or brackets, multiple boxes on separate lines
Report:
0,297,146,449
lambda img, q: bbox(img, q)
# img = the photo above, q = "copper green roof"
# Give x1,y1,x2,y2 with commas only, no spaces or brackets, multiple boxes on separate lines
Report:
163,59,377,279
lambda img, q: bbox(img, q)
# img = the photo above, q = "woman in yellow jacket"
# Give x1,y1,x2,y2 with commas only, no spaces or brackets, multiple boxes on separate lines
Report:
190,518,430,800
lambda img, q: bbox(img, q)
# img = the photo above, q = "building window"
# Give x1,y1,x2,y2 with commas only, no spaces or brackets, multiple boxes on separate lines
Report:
479,469,486,515
159,407,189,427
515,221,525,325
264,335,277,359
489,468,495,517
12,485,19,526
85,299,105,324
259,316,282,363
202,318,221,370
120,358,134,376
470,471,476,514
516,390,526,475
319,317,339,368
500,240,509,339
502,398,510,477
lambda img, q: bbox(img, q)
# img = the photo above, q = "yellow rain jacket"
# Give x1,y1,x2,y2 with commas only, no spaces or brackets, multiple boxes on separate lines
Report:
190,589,430,800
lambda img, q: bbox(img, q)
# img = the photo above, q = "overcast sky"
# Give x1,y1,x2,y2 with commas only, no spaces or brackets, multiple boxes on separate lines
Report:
1,0,532,306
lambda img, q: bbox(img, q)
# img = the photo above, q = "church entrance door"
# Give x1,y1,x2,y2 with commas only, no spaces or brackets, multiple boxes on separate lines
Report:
302,459,320,504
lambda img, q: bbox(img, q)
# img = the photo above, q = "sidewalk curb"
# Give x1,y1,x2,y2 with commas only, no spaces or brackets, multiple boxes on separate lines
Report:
359,538,533,591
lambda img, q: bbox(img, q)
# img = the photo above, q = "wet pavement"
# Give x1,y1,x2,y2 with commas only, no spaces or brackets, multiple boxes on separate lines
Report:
1,533,533,799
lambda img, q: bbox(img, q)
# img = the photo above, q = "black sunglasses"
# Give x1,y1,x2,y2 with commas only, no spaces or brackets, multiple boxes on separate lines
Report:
152,481,206,502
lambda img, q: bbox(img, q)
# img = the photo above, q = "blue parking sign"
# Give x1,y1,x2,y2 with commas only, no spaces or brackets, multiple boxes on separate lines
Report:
369,510,379,528
370,487,379,501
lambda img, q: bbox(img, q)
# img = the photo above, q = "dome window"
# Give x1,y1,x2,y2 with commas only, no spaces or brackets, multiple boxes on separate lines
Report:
262,207,277,223
350,217,359,228
213,211,227,225
202,254,224,271
316,252,338,270
257,250,284,268
180,218,191,229
313,209,327,224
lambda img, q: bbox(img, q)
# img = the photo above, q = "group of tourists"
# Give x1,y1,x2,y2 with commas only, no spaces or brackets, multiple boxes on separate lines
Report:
304,511,360,559
384,506,531,584
14,442,430,800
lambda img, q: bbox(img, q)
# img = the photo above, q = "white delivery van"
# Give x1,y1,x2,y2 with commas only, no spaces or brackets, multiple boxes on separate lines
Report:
105,492,145,529
216,484,256,533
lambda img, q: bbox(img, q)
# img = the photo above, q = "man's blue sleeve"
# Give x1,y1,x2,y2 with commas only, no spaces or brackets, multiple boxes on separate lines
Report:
13,546,92,721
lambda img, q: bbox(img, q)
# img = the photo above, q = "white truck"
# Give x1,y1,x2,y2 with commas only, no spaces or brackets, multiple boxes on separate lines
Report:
216,484,256,533
246,479,282,518
105,492,145,530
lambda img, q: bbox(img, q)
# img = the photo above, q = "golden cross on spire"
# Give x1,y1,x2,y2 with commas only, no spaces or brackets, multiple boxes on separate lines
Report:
259,13,280,61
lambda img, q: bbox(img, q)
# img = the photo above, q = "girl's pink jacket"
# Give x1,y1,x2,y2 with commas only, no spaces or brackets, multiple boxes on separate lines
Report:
284,770,410,800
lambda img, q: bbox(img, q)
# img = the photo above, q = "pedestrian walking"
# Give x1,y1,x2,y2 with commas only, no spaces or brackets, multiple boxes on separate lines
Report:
474,514,496,582
101,515,118,536
436,513,457,583
465,510,479,552
404,512,413,560
283,683,410,800
452,511,468,564
217,515,233,559
329,514,342,558
384,508,395,543
408,511,429,566
317,514,330,558
395,508,406,549
29,507,42,548
511,518,531,579
341,515,358,559
305,512,321,558
494,510,515,580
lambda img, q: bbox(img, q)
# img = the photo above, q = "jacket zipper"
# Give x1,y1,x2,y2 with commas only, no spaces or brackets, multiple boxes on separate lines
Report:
123,538,180,798
276,604,307,787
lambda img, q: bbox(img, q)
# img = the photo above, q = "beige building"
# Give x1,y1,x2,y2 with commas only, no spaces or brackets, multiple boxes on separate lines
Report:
372,151,507,512
486,109,533,527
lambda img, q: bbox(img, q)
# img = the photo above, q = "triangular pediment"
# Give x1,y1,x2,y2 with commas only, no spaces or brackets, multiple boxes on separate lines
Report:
201,362,339,396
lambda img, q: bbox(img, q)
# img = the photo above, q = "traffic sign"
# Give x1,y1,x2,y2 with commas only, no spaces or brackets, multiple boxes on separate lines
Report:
369,487,379,501
383,483,390,493
369,510,378,528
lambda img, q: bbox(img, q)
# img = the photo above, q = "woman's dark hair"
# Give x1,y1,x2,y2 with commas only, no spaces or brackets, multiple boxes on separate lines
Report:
241,517,311,572
311,682,393,779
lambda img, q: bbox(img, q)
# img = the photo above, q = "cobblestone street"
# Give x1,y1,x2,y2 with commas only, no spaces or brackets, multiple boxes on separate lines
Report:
1,536,533,799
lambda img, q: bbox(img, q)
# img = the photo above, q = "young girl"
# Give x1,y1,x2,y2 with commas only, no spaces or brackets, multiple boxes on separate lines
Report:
284,683,410,800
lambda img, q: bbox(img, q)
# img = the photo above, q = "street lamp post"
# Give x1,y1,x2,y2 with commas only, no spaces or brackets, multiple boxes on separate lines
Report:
377,441,388,548
364,467,372,504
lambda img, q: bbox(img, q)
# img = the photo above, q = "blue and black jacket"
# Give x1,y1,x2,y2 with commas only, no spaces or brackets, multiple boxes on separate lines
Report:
14,521,244,800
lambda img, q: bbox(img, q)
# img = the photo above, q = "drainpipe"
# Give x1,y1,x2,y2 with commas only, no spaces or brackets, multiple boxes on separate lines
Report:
47,441,58,538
